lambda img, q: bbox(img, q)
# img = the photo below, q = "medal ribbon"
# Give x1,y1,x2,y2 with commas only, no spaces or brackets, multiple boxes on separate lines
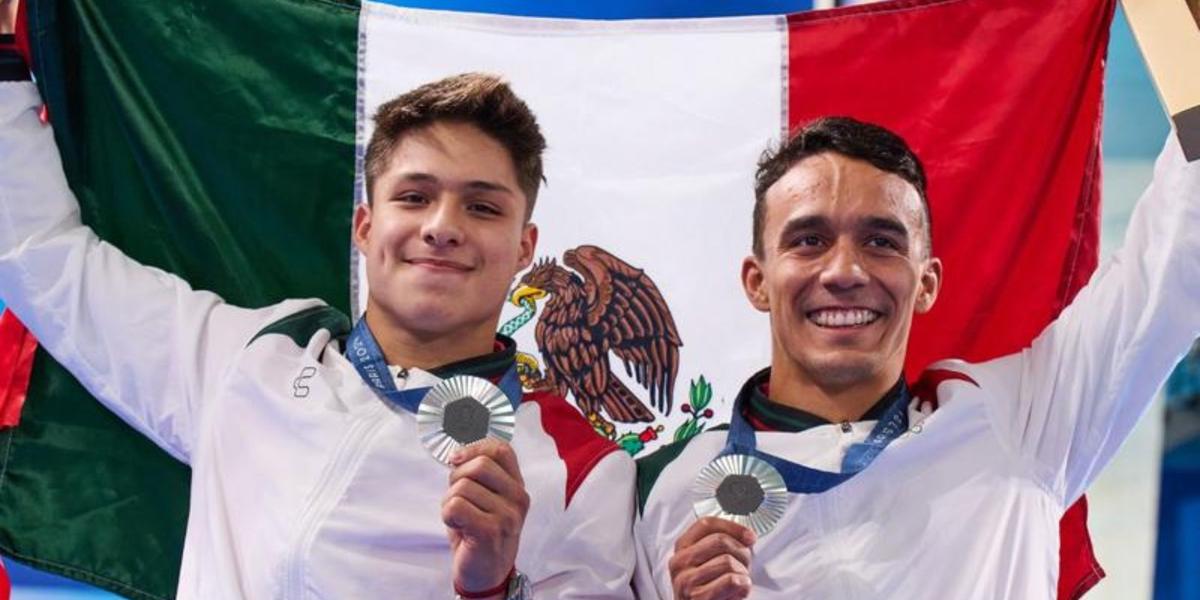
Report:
346,317,522,413
720,376,910,494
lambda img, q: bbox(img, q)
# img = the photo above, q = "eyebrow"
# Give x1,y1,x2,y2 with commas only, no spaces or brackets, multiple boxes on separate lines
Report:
777,216,831,243
861,216,910,239
776,214,912,246
397,172,516,196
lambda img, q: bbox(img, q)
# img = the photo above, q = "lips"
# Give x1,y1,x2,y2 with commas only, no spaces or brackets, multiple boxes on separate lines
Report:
406,257,473,272
806,307,881,328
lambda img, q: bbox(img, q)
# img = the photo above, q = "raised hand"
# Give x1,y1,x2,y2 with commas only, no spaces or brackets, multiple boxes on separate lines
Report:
442,439,530,598
668,516,756,600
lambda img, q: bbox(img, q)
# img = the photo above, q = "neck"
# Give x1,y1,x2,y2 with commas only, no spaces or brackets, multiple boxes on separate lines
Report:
766,356,902,423
362,305,497,371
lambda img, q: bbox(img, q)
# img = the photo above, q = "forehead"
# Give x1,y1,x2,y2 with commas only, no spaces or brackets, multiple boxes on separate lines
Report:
763,152,924,233
380,121,521,190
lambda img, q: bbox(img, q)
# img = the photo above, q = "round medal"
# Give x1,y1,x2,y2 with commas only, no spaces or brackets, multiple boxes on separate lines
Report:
417,375,516,464
692,454,789,537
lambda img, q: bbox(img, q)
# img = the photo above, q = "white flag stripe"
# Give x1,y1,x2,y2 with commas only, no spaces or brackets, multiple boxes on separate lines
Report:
358,3,785,450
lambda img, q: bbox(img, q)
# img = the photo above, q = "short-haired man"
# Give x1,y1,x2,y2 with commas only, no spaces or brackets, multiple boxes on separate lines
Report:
633,116,1200,599
0,15,637,597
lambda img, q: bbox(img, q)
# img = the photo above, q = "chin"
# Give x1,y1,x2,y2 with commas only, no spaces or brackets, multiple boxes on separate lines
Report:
801,353,882,388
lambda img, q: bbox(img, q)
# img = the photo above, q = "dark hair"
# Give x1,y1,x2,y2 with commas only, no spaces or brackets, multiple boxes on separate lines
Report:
752,116,931,257
364,73,546,219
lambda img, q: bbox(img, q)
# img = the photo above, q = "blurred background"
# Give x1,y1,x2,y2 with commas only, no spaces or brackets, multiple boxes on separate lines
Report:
4,0,1195,598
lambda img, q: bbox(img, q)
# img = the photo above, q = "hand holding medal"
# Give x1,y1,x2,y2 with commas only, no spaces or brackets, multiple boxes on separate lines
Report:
668,516,756,600
443,438,529,598
666,453,788,599
344,319,529,595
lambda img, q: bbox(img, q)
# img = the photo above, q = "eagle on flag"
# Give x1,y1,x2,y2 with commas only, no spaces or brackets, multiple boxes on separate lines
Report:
509,245,682,429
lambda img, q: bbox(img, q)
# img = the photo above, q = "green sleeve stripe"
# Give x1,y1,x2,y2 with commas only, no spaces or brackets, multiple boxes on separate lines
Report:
635,424,728,516
248,305,351,348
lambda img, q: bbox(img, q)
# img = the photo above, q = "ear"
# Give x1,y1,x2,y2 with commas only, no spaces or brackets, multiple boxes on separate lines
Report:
516,222,539,272
915,256,942,314
741,255,770,312
352,202,372,254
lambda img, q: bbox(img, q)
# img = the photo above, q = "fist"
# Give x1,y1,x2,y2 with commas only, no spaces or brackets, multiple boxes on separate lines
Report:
442,439,530,596
668,517,756,600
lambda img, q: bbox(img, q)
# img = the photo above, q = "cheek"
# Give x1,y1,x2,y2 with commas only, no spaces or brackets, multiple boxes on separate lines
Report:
488,229,527,268
768,263,814,306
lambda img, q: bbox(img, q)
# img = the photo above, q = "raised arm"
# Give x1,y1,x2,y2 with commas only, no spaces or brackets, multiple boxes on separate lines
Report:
0,80,302,463
980,134,1200,504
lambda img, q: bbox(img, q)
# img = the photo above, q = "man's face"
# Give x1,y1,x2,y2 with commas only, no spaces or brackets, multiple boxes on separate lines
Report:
354,121,537,340
742,152,941,389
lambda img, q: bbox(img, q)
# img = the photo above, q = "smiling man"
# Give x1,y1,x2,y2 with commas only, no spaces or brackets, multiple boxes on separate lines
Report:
633,117,1200,599
0,26,636,597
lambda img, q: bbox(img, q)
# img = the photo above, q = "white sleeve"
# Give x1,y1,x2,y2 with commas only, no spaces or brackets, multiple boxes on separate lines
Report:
529,451,637,599
981,133,1200,504
0,81,288,464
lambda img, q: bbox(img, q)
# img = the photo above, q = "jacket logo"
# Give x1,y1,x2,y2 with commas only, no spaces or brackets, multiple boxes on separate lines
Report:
293,366,317,398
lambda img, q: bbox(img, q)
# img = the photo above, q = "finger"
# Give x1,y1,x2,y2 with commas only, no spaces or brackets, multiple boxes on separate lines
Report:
689,553,751,589
451,439,524,485
443,475,519,520
674,517,755,552
672,555,751,600
689,571,753,600
440,488,490,532
675,532,753,571
448,453,528,508
441,489,523,543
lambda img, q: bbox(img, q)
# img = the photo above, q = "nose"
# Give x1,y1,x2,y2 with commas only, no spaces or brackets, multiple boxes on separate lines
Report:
818,240,869,291
421,197,464,248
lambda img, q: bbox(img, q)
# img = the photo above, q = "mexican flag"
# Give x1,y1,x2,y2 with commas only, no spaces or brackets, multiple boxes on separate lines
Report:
0,0,1115,597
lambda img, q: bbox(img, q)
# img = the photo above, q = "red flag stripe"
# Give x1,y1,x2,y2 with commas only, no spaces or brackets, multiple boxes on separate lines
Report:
0,310,38,429
785,1,1113,597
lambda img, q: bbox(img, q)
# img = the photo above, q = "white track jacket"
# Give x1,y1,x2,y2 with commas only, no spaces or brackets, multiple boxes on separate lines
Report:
634,132,1200,598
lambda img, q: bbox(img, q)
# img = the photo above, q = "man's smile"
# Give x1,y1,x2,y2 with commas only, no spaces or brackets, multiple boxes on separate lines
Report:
806,307,882,329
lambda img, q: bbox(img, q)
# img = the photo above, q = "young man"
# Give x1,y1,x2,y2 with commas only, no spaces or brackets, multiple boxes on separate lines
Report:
0,11,636,597
634,117,1200,599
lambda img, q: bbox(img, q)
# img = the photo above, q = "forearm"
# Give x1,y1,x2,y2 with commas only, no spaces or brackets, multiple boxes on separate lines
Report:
1001,134,1200,501
0,79,270,461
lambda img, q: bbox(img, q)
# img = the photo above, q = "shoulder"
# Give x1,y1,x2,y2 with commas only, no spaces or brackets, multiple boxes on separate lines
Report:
246,301,349,349
910,360,981,410
521,390,628,507
635,425,728,516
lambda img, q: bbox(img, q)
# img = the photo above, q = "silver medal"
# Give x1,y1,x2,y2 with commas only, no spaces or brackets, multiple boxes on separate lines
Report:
692,454,789,537
417,375,516,464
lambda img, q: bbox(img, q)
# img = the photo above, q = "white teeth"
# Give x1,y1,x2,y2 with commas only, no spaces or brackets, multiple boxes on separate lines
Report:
809,309,879,327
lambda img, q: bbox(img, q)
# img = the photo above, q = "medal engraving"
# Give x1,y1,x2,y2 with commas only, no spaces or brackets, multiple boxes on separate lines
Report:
443,396,491,444
693,454,789,537
715,474,765,515
417,376,516,464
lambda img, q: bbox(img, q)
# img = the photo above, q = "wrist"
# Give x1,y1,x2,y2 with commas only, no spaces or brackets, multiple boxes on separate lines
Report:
454,567,513,599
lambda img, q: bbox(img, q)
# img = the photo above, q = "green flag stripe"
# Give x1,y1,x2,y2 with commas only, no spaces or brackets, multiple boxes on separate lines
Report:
0,0,359,597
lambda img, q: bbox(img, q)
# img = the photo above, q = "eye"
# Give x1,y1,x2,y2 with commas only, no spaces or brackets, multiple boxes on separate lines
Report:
393,192,428,205
788,234,824,248
865,236,901,251
468,201,503,217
